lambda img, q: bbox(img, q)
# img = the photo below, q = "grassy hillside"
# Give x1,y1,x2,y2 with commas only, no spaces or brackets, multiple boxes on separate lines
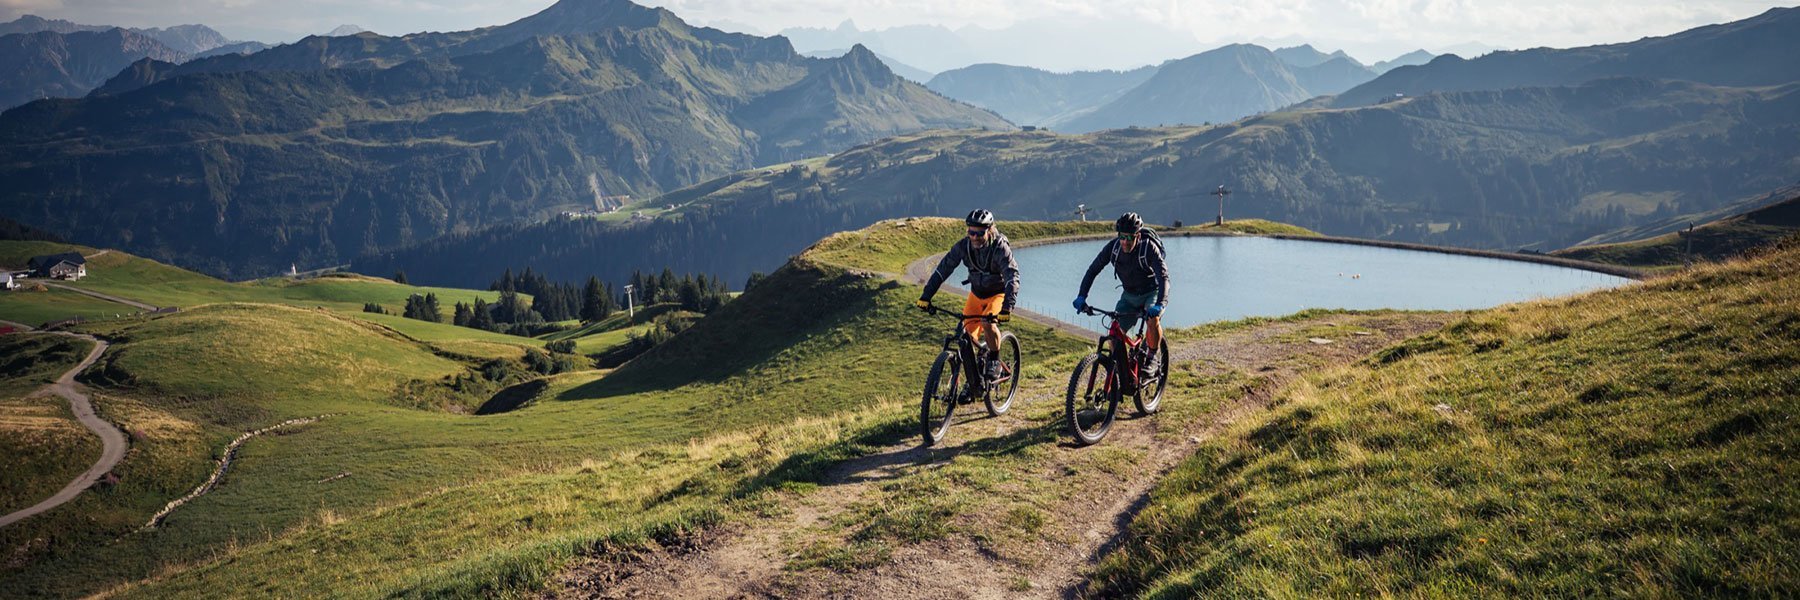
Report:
1093,238,1800,596
0,241,527,347
539,302,685,355
1,220,1094,597
0,334,98,514
1554,195,1800,269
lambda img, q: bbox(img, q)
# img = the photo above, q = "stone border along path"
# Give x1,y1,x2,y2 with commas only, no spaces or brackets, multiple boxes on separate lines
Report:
0,333,128,529
142,415,333,530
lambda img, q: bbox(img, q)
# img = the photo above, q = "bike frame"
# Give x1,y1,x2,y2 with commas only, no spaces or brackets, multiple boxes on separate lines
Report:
1080,306,1148,395
926,304,1010,390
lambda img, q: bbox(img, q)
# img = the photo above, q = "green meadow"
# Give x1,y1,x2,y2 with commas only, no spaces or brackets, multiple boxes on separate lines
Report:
2,223,1794,598
1094,238,1800,597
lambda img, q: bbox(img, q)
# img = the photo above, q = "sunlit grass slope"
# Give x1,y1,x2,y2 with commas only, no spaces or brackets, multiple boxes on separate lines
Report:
1554,196,1800,270
0,333,98,515
0,240,514,328
2,219,1093,598
1094,237,1800,597
0,286,137,325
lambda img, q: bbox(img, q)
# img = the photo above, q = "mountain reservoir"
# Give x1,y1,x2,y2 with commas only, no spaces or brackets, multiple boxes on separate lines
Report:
1013,235,1634,330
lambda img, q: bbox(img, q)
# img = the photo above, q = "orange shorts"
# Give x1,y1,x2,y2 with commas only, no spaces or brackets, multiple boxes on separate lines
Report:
963,293,1004,337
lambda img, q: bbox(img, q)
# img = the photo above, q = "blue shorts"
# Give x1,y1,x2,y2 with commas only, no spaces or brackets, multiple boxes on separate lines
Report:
1114,289,1158,331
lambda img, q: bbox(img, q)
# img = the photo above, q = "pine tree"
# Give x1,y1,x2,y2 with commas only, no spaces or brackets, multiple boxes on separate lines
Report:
469,298,495,331
453,302,473,327
393,270,408,284
421,293,440,322
581,276,608,323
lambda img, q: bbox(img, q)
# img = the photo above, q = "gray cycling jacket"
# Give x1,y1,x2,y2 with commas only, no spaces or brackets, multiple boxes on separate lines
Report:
920,231,1020,313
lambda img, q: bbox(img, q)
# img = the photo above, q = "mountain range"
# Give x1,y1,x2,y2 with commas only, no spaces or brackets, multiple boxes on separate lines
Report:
4,3,1798,285
361,76,1800,288
0,15,253,55
0,0,1008,278
0,29,188,109
1333,7,1800,107
778,17,1209,73
924,64,1157,127
0,15,268,109
928,43,1381,131
801,48,932,82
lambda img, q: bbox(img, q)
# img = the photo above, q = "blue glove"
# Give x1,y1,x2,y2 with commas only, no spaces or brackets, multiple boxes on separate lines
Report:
1072,296,1087,311
1146,303,1164,318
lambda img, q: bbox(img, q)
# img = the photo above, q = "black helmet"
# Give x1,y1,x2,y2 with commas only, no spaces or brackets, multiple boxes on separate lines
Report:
1115,212,1143,234
966,209,995,228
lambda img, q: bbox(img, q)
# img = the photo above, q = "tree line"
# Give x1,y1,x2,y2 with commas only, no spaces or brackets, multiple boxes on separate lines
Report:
366,266,737,339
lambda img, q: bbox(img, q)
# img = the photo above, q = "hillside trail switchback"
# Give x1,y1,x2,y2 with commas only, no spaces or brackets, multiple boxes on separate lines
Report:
0,332,127,529
551,311,1451,599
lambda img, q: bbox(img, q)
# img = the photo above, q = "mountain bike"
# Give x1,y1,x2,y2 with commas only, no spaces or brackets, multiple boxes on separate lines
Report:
1064,306,1169,446
919,304,1022,446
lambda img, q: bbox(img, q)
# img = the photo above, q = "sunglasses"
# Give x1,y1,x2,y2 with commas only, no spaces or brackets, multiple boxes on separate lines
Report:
968,228,989,237
1118,232,1136,240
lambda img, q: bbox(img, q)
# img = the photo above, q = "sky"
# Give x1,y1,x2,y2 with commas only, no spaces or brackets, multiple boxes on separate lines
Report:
0,0,1786,66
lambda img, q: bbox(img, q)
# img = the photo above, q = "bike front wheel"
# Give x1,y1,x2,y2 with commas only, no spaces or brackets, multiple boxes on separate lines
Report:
921,350,961,446
1065,353,1118,446
985,332,1022,416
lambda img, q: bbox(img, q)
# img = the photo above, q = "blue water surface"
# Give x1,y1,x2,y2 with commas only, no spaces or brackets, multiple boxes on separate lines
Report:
1008,236,1632,332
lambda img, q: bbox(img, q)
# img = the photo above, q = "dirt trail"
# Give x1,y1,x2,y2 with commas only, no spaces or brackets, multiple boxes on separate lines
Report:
552,311,1451,599
0,333,127,529
37,281,157,312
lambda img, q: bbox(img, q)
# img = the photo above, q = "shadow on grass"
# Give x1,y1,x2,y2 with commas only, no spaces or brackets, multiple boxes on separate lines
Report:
553,265,894,402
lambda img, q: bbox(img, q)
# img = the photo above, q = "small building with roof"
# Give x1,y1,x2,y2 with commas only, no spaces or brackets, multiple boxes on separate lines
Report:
27,252,87,280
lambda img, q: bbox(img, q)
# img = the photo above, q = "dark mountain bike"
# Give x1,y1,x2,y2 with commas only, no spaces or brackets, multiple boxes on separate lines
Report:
1064,306,1169,446
919,304,1022,446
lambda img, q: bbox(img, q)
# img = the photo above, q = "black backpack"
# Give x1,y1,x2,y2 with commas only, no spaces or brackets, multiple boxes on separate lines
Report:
1111,227,1165,273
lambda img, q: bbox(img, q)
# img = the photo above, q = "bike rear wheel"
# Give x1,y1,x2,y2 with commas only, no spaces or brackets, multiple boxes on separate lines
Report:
921,350,961,446
985,332,1022,416
1064,353,1118,446
1135,339,1169,415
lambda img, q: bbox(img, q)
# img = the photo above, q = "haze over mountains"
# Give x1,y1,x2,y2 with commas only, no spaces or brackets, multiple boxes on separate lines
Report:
0,28,187,109
0,15,251,54
926,43,1385,131
1,1,1797,289
801,48,933,82
0,15,268,108
367,76,1799,288
1331,7,1800,107
0,0,1008,278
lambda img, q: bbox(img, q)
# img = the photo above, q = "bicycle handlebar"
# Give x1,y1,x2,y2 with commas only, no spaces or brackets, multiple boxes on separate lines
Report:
924,304,1000,321
1078,306,1143,319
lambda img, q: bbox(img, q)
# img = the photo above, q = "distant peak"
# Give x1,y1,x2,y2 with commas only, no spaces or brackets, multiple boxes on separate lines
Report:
506,0,682,36
326,24,367,37
841,43,889,73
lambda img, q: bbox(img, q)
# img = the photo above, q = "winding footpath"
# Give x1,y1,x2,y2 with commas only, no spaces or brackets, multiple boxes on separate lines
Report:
0,333,128,528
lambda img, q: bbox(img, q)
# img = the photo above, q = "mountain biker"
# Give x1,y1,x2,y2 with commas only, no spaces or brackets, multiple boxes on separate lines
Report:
917,209,1020,383
1073,212,1169,379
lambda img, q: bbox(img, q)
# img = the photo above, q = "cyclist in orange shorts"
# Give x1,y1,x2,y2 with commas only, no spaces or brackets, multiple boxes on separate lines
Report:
917,209,1020,382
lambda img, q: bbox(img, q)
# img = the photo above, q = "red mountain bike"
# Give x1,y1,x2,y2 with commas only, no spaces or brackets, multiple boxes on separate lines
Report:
919,304,1021,445
1064,306,1169,445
